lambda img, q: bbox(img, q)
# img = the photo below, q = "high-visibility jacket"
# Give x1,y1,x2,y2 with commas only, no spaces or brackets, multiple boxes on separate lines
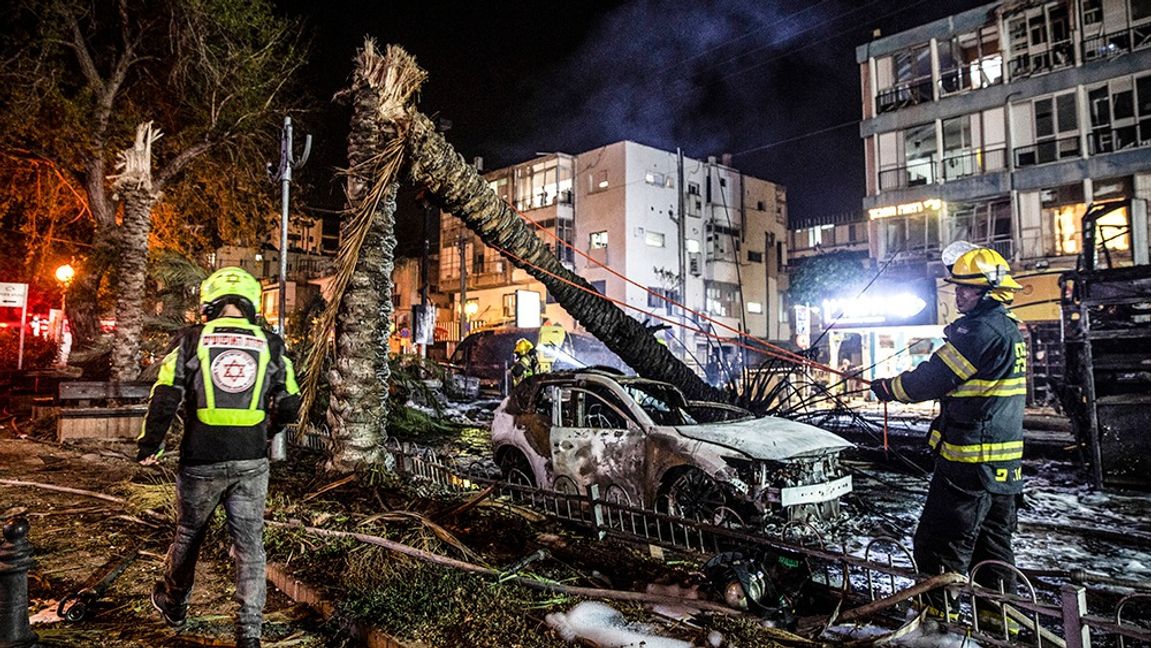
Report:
886,300,1026,494
137,317,300,465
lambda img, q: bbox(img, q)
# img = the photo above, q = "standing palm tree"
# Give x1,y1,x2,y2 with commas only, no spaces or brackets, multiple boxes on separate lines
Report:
301,41,425,472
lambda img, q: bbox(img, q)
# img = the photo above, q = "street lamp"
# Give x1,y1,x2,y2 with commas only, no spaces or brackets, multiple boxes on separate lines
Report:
54,264,75,363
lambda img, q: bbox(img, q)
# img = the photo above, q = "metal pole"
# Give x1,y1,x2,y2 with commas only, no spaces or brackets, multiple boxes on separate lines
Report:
278,116,292,337
676,149,686,362
458,234,469,341
16,297,26,372
266,115,309,463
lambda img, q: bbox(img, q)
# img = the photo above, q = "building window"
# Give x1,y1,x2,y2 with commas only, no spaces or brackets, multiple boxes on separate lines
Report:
1005,3,1071,79
590,231,609,249
707,223,740,261
687,182,700,196
938,25,1002,96
644,231,665,247
1088,74,1151,154
705,281,740,317
807,224,833,248
747,301,763,314
644,171,673,188
747,250,763,263
686,239,700,254
647,287,679,311
589,170,609,192
945,200,1013,258
1017,93,1079,166
756,200,766,211
502,293,515,318
719,177,727,187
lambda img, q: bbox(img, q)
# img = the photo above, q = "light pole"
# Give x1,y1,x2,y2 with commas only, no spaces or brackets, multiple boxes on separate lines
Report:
54,264,74,365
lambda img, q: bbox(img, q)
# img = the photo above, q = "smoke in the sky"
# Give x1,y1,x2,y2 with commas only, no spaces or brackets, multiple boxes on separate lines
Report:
496,0,853,166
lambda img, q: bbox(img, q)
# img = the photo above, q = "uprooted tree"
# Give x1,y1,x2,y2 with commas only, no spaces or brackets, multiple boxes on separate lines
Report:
305,42,727,472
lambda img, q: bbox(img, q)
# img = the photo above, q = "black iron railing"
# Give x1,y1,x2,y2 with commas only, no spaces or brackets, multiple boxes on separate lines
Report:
1088,124,1151,155
940,147,1007,181
1082,24,1151,61
1014,136,1081,167
878,156,935,191
876,77,933,114
1007,40,1074,79
938,60,1003,97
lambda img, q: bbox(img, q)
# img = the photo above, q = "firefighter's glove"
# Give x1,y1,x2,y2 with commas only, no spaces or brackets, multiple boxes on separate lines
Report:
870,378,896,402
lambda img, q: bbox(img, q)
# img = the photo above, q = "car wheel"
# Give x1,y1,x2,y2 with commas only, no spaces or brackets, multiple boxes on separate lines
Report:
498,449,536,488
663,468,735,526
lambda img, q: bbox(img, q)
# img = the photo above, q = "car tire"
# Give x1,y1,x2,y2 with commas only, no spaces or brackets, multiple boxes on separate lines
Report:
497,449,536,488
661,468,734,526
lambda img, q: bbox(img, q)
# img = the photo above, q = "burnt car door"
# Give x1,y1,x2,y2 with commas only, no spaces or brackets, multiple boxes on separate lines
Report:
549,383,645,503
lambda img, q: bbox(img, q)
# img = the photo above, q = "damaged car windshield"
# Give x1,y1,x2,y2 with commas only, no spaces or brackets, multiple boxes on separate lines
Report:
623,382,697,426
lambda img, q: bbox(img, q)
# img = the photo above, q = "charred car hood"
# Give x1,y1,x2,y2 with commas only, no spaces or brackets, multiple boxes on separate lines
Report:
674,416,852,461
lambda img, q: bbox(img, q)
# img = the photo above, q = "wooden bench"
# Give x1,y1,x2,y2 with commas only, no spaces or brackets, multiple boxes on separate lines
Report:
57,381,152,441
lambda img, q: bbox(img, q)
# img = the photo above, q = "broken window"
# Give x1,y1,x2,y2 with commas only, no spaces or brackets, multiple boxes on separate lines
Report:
705,281,741,317
589,231,608,249
939,24,1002,95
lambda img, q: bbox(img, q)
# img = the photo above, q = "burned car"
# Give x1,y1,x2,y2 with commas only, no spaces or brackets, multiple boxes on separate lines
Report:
491,369,853,525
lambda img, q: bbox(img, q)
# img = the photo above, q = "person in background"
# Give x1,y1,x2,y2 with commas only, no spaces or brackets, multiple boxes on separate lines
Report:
509,337,539,387
870,247,1025,629
137,267,300,648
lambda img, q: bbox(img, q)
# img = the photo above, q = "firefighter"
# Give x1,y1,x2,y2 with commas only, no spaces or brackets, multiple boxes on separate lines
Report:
137,267,300,648
870,247,1026,626
509,337,539,387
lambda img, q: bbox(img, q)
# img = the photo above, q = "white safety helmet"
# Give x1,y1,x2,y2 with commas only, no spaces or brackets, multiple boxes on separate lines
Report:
941,240,979,269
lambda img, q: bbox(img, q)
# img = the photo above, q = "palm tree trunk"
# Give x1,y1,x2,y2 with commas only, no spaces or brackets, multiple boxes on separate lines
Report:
109,123,161,381
401,113,724,403
322,42,424,472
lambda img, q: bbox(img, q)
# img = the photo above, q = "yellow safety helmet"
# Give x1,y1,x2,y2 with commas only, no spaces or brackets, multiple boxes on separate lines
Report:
945,248,1023,292
200,267,261,323
514,338,534,356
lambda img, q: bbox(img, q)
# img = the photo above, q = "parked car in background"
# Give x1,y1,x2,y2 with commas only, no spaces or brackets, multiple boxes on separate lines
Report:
491,369,854,526
448,327,631,395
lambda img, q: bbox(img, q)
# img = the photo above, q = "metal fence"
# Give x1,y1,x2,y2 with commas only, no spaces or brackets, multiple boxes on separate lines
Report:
382,440,1151,646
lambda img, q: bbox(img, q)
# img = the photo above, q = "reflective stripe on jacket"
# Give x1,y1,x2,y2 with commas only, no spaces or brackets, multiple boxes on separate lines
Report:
887,300,1026,494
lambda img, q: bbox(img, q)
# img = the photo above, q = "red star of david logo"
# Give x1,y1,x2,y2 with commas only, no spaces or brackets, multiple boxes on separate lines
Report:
222,359,248,379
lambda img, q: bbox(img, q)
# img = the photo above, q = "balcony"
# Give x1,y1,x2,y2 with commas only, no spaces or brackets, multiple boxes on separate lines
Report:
878,156,935,191
938,59,1003,97
875,77,933,114
1088,124,1151,155
1082,24,1151,62
1007,40,1073,79
940,147,1007,181
1014,136,1080,167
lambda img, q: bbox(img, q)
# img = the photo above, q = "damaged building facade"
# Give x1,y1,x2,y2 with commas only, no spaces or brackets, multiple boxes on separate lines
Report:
438,141,792,378
845,0,1151,404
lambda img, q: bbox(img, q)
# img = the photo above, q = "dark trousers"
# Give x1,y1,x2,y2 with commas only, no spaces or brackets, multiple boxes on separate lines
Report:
913,470,1018,611
162,459,269,640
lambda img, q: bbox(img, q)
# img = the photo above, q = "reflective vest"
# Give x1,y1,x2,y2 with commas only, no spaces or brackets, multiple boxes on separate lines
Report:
140,317,299,464
887,300,1026,494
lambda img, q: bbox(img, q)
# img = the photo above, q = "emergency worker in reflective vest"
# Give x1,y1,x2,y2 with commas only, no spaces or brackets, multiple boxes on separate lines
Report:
871,247,1026,623
137,267,300,648
510,338,539,387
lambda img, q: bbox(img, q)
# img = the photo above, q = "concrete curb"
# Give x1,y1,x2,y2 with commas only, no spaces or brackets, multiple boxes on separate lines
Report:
265,562,413,648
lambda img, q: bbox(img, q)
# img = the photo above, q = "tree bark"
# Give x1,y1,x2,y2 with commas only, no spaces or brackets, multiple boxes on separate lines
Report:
402,114,724,403
325,42,412,472
110,123,161,381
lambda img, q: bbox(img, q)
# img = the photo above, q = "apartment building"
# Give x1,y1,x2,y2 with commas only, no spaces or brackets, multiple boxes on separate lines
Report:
438,141,791,375
857,0,1151,402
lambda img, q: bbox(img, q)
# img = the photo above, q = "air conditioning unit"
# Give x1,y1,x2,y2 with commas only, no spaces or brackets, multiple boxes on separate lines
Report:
689,253,702,276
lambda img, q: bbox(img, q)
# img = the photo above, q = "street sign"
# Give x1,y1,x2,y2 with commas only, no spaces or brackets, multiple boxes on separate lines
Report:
0,282,29,369
0,282,28,307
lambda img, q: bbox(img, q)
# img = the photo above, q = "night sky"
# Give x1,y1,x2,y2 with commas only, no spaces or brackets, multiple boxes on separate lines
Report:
279,0,992,245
